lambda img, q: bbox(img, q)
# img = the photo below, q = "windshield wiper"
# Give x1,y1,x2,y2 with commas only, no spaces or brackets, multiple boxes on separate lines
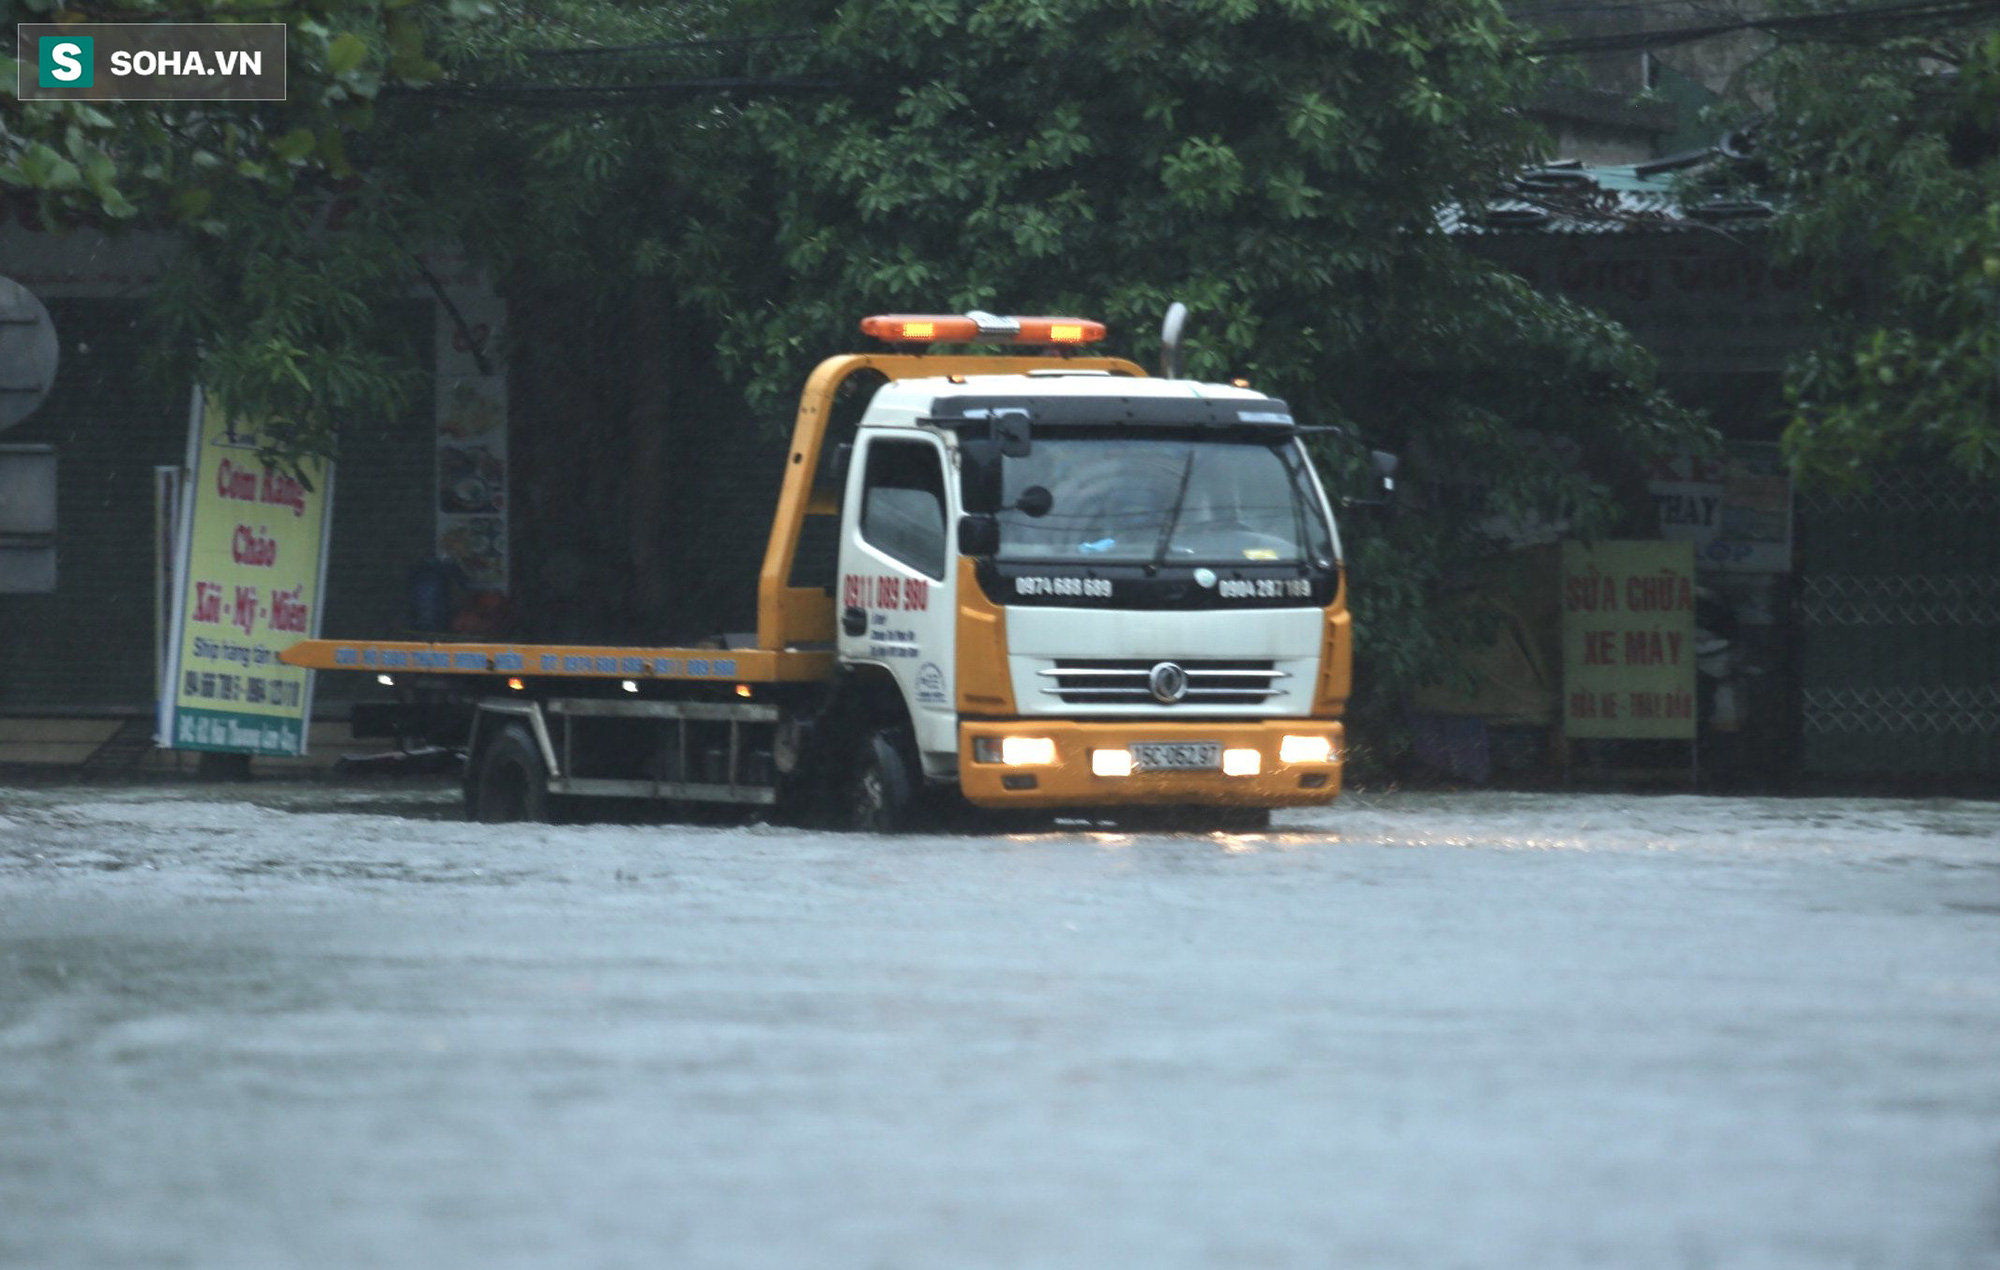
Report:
1274,442,1316,560
1149,449,1197,573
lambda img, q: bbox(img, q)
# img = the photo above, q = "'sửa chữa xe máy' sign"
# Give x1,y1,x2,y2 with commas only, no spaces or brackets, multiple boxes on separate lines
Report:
159,393,333,756
1561,540,1696,739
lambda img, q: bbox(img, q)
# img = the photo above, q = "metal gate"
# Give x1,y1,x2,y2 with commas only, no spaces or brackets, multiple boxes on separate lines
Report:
1798,471,2000,776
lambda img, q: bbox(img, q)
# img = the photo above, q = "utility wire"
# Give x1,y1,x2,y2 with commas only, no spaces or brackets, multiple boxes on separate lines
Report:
403,0,2000,108
519,32,818,58
410,76,842,106
1527,0,2000,54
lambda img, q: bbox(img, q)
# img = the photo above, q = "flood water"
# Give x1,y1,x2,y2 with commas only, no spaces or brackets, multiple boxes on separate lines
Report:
3,784,1998,1269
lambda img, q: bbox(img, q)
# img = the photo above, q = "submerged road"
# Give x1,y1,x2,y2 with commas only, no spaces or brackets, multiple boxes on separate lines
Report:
3,784,1998,1269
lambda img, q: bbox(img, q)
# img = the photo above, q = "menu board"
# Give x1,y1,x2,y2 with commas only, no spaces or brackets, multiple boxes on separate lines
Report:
159,391,333,755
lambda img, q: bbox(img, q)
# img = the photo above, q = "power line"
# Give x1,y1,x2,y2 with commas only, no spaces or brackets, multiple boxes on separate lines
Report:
410,76,842,107
1527,0,2000,53
519,32,818,60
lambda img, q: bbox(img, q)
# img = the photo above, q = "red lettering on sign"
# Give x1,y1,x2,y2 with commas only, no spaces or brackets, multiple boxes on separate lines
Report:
1624,629,1665,665
231,524,278,568
1584,631,1614,665
192,581,222,624
217,459,259,503
1565,568,1620,613
269,584,309,634
232,585,258,637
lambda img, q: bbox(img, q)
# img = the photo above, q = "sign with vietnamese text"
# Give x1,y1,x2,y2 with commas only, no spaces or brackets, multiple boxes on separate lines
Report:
1562,540,1696,739
1646,442,1793,573
159,391,333,755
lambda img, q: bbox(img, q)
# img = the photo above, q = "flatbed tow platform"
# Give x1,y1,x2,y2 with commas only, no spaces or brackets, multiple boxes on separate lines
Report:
281,640,835,685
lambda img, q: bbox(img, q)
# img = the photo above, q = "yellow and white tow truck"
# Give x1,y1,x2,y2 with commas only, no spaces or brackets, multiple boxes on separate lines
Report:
284,311,1378,829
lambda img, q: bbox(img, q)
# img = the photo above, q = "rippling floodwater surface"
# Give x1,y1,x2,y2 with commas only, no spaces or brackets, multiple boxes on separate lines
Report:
3,783,1998,1269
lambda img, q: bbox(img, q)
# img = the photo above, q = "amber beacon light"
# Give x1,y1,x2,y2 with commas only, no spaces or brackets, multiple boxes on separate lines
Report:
860,312,1107,345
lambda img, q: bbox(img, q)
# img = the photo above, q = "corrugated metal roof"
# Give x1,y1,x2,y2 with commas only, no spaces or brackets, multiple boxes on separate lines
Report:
1442,158,1774,236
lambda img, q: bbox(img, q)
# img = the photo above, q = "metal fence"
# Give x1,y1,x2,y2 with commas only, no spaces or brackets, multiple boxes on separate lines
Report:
1797,471,2000,775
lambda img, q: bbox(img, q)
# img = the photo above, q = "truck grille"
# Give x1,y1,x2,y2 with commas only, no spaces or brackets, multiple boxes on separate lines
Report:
1038,658,1287,706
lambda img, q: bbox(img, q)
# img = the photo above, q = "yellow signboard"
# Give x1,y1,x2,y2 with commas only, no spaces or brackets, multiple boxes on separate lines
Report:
159,391,334,755
1561,540,1696,739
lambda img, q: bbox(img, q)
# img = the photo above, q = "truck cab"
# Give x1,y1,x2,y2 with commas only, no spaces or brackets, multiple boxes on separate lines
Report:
785,315,1353,826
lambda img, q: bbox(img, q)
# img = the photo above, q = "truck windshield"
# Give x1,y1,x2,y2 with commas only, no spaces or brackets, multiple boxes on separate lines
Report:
994,433,1335,565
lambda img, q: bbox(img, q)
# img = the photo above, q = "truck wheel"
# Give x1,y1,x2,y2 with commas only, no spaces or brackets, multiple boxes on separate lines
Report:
472,723,551,823
849,729,917,834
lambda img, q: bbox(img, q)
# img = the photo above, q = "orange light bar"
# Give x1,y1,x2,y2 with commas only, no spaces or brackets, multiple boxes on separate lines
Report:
859,314,1106,345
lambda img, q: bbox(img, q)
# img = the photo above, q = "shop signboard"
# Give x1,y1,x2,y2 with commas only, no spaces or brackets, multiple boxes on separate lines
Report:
158,391,333,755
426,253,508,598
1647,442,1793,573
1562,540,1697,739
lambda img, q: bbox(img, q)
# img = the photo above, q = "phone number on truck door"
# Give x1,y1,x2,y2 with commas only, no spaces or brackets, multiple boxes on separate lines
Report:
1218,578,1312,599
1015,576,1112,598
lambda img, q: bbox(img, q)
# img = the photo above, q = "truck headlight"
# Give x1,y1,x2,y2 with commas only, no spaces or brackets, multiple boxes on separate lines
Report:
1222,748,1261,777
974,736,1058,766
1091,749,1133,777
1279,735,1333,765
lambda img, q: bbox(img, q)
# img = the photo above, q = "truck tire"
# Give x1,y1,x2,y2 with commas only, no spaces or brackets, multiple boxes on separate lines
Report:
849,729,917,834
472,723,552,823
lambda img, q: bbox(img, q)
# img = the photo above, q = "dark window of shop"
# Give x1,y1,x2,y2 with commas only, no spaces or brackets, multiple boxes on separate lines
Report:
860,439,947,580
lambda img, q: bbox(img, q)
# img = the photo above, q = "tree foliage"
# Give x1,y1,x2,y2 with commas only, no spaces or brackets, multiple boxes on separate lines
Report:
5,0,1712,712
2,0,495,460
1749,21,2000,488
718,0,1705,704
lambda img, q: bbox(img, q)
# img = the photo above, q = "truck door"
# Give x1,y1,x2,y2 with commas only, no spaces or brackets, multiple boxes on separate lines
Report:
837,432,957,764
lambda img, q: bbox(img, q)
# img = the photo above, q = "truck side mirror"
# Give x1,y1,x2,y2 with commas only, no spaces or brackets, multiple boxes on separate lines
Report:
960,438,1002,513
996,413,1031,458
1341,450,1400,514
1015,485,1053,518
958,513,1000,557
1371,450,1398,495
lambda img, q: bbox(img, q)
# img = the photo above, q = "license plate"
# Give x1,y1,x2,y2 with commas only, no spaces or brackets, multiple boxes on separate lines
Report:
1130,741,1221,771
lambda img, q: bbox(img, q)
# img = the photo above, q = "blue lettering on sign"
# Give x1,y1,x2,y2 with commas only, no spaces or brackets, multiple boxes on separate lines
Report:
594,656,617,674
415,651,450,669
454,652,487,670
383,650,410,668
689,658,710,677
496,652,524,672
621,657,645,675
655,659,680,676
335,648,358,666
540,654,559,671
563,655,588,673
716,659,737,677
363,648,379,667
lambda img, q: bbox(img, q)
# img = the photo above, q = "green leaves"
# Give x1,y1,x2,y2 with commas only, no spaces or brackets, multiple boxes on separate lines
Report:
1160,137,1245,212
328,31,370,75
1748,15,2000,488
685,0,1702,722
4,0,1708,738
15,143,82,190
